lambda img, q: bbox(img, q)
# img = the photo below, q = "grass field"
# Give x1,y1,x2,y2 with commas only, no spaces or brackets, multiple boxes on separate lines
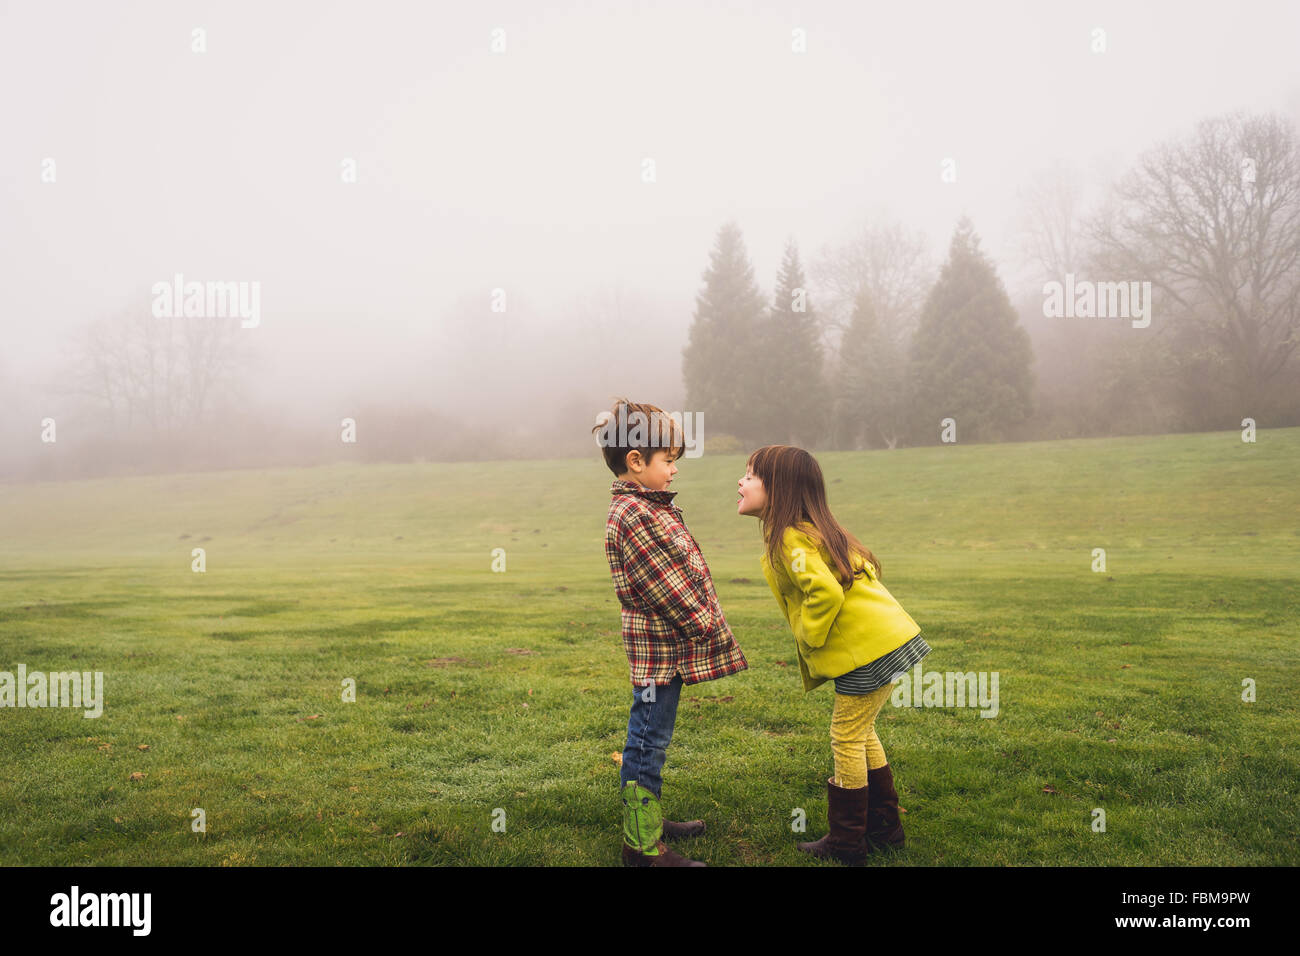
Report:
1,428,1297,866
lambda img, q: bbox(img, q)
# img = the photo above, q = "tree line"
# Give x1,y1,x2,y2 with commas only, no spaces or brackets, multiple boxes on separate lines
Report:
9,109,1298,481
684,110,1300,449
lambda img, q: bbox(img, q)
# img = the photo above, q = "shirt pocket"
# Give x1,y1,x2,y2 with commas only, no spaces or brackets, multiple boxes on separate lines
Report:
671,528,708,581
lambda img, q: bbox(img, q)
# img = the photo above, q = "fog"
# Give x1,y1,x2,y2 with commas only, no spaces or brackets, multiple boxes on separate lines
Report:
3,0,1299,478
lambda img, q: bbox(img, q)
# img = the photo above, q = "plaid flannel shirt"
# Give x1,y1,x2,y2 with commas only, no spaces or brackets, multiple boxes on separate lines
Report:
604,478,748,686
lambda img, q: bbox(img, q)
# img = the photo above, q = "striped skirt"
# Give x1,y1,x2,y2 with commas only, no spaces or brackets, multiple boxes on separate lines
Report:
832,632,931,695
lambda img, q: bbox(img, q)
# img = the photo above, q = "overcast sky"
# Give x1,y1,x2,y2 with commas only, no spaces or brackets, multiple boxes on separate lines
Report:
3,0,1298,424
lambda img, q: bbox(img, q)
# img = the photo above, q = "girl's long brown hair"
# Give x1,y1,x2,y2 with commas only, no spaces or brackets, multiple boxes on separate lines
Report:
747,445,881,588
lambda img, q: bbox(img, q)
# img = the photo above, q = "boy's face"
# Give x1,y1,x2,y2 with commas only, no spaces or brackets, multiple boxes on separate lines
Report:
620,448,677,491
737,464,767,517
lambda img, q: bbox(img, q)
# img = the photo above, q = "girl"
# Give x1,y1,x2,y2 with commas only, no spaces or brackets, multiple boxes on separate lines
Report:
738,445,930,865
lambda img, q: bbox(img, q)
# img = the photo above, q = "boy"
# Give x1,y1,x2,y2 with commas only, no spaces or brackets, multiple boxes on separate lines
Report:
593,398,747,867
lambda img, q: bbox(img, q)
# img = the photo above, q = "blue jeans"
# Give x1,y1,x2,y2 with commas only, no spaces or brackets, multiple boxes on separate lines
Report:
619,674,684,798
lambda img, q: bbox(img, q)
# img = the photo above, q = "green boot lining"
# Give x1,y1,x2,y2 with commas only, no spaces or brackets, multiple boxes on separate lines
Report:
621,781,663,854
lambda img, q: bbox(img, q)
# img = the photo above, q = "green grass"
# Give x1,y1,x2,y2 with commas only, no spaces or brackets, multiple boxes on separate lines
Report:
1,428,1297,865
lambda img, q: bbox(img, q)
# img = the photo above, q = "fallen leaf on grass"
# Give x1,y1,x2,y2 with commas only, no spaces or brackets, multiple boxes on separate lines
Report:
1042,785,1058,794
137,744,150,751
128,772,146,782
297,714,322,722
505,648,537,656
610,752,623,765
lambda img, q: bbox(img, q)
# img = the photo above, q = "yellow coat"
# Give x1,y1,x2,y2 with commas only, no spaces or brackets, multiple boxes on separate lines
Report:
760,523,921,692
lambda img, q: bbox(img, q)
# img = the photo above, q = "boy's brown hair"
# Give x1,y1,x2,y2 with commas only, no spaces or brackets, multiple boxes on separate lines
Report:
592,397,686,477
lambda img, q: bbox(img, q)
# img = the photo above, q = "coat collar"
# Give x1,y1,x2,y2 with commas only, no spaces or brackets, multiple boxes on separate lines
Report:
610,477,678,505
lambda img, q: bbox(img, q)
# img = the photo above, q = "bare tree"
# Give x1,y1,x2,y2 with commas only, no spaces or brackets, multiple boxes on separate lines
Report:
813,217,933,449
1009,160,1155,439
1087,111,1300,419
1013,159,1088,281
65,305,248,434
812,217,932,347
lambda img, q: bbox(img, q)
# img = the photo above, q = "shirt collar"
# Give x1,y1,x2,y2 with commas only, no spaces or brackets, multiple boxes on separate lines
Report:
611,477,678,505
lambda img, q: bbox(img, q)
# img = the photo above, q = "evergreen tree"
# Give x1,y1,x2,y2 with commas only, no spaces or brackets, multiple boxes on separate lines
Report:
761,237,826,446
907,218,1034,444
834,290,908,448
682,222,768,443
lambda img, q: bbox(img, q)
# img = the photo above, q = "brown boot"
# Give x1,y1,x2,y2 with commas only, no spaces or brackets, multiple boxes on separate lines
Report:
662,819,706,840
798,777,868,865
866,764,905,850
622,840,706,866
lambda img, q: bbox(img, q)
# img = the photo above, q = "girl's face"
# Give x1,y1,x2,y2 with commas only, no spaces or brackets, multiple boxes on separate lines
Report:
737,464,767,518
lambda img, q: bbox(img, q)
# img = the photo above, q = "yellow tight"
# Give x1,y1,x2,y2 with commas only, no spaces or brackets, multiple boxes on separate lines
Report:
830,685,892,789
